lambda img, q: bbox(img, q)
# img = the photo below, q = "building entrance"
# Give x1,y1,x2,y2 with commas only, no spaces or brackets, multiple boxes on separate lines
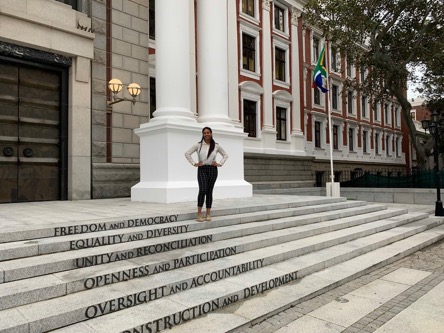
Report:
0,61,67,203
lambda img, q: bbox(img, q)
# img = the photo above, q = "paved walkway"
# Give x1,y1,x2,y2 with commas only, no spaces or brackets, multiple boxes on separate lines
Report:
0,196,442,333
0,195,310,231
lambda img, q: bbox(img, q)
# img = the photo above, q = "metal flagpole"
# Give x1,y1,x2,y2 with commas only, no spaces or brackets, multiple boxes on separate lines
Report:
328,88,334,183
325,40,340,196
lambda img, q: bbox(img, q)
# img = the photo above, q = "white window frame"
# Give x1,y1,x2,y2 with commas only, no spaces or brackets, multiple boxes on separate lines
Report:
272,1,289,37
240,0,259,22
361,94,369,119
394,107,401,128
348,125,357,152
330,46,340,73
312,116,325,149
332,120,343,150
273,38,290,87
346,58,355,78
312,35,322,64
385,133,392,156
360,68,367,84
384,103,392,125
275,104,289,141
239,81,264,139
362,128,369,153
273,90,293,142
395,136,401,157
240,23,261,80
373,100,381,123
313,86,325,107
374,130,381,155
331,83,340,111
347,90,356,116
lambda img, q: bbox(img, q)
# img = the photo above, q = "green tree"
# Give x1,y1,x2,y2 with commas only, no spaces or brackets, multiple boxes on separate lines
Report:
303,0,444,167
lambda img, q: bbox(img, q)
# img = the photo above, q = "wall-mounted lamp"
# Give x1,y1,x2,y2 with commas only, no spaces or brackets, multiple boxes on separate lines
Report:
107,78,141,105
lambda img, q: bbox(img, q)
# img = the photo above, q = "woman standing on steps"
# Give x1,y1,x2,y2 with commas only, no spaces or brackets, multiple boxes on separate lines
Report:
185,127,228,222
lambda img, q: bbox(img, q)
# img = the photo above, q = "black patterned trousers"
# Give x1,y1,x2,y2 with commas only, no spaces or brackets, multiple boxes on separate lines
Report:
197,165,218,208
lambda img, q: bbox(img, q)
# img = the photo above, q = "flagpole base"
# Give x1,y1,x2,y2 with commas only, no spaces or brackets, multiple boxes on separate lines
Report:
326,182,341,197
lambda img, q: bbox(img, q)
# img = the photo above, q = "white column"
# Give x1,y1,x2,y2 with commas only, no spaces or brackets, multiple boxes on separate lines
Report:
227,0,240,125
132,0,251,203
196,0,232,125
290,7,305,154
151,0,195,121
261,0,276,149
194,0,251,199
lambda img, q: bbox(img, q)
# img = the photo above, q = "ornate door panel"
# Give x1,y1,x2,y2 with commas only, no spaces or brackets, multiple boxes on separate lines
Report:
0,63,62,203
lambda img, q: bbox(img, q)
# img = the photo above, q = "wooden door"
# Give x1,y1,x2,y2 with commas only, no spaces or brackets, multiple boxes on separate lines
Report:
0,63,62,202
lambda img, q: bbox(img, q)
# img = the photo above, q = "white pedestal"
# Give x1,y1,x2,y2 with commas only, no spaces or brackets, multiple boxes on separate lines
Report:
326,182,341,197
131,120,252,203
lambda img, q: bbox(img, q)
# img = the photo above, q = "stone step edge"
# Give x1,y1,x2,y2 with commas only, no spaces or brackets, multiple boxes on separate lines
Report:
166,222,444,333
226,223,444,333
0,211,430,316
0,200,369,260
0,210,412,310
23,220,444,333
0,204,393,283
0,207,409,310
0,197,348,244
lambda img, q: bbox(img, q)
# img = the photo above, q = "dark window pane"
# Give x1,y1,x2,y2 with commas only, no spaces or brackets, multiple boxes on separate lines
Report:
331,48,338,72
56,0,78,10
361,95,366,118
313,38,319,62
314,88,320,105
242,34,256,72
315,121,321,148
274,6,285,31
244,99,257,137
276,107,287,140
275,47,286,81
332,85,338,109
149,77,156,118
333,125,338,149
242,0,255,16
347,91,353,114
149,0,155,39
349,128,354,151
363,130,367,153
375,133,379,154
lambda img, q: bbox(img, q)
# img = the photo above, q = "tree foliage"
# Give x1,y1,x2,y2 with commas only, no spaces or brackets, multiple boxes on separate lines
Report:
303,0,444,167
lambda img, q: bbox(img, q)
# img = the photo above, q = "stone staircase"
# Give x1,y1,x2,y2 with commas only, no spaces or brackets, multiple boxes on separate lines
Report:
0,197,443,333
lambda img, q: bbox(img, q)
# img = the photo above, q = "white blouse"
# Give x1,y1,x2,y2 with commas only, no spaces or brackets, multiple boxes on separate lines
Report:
185,141,228,166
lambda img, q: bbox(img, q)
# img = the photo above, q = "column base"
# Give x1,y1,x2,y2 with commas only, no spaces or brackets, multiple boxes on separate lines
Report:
131,180,252,204
131,119,252,203
326,182,341,197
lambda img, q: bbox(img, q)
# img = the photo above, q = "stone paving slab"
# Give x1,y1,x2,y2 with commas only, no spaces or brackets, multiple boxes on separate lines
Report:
274,315,344,333
373,280,444,333
308,273,425,327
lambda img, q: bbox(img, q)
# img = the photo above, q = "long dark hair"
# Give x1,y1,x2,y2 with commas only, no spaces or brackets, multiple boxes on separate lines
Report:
199,127,216,158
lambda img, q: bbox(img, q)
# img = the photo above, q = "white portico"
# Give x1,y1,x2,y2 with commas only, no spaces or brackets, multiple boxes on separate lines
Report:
131,0,252,203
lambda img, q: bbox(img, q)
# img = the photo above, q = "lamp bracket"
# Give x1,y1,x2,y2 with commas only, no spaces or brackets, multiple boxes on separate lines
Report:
107,97,137,106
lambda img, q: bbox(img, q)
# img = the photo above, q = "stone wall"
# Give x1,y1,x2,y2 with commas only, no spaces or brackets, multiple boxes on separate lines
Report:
244,153,315,185
91,0,149,199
